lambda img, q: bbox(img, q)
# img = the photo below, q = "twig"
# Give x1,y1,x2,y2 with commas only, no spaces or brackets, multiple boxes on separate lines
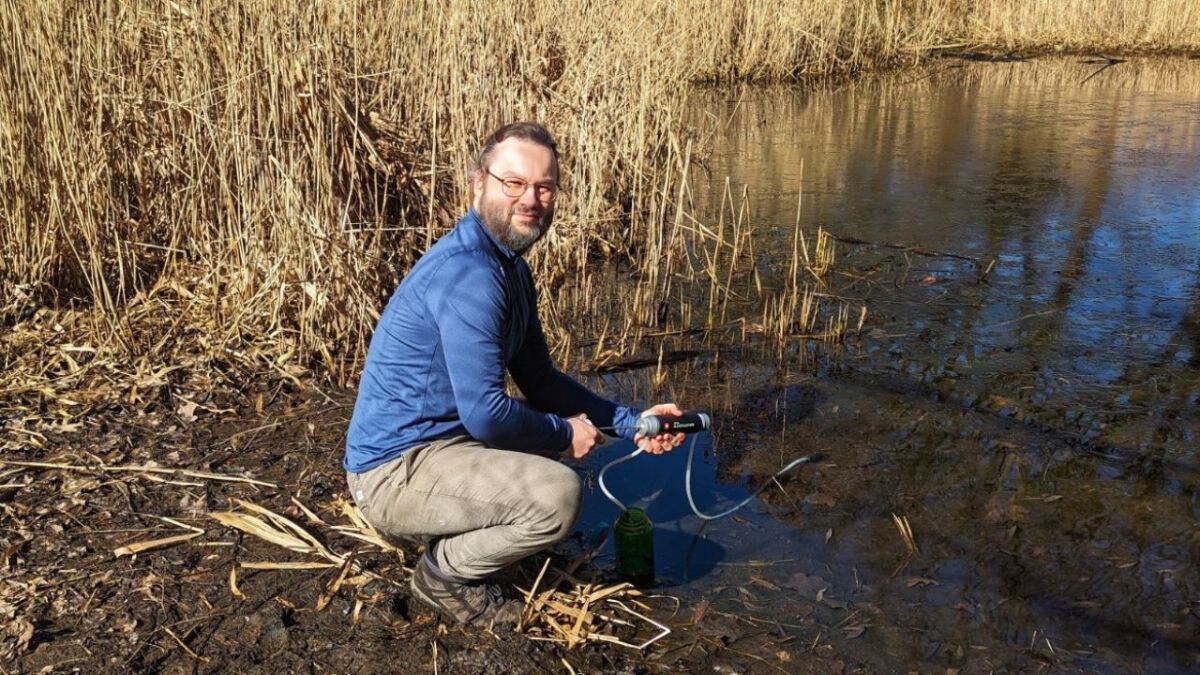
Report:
162,626,205,661
518,557,552,631
715,558,799,567
700,637,789,674
829,234,982,264
772,477,801,512
1080,57,1123,84
979,307,1061,330
0,460,277,487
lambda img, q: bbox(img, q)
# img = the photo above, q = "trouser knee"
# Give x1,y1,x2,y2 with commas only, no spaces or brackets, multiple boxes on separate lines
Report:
527,465,582,542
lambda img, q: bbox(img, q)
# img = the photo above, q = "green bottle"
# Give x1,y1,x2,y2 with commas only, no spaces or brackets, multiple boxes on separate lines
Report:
613,507,655,587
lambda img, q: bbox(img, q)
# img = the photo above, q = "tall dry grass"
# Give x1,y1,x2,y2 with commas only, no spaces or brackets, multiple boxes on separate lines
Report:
0,0,1197,424
0,0,701,410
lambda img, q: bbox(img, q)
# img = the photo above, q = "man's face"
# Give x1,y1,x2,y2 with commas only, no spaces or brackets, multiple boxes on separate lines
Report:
472,138,558,255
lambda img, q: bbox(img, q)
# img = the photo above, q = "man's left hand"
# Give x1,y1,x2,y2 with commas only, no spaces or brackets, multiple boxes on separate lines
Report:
635,403,688,455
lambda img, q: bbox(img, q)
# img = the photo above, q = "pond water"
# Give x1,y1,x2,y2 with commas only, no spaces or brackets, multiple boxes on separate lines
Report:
575,58,1200,672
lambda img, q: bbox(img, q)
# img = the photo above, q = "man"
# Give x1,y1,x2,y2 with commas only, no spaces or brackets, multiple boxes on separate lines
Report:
344,122,685,626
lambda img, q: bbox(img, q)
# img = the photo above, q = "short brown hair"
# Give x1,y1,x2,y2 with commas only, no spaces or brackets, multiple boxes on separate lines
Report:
473,121,559,174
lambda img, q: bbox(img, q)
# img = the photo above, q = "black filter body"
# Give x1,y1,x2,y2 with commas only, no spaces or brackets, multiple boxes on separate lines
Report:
635,412,711,437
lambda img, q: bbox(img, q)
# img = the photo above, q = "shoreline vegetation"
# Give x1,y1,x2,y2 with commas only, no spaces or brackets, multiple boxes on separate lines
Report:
2,0,1200,430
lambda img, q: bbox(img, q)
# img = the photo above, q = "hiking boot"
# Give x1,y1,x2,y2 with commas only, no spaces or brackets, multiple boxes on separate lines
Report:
410,555,522,627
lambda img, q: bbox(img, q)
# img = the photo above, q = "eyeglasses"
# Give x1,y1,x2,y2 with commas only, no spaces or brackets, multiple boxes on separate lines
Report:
487,170,559,202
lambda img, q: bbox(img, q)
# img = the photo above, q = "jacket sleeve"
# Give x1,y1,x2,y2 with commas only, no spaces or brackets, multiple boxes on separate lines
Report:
425,252,573,453
508,291,642,442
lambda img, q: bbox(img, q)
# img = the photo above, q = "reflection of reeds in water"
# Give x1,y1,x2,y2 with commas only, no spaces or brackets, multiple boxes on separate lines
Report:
690,56,1200,283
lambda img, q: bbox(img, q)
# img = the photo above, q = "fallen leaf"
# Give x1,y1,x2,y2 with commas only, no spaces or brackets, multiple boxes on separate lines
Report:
690,599,710,625
176,400,199,423
906,577,940,588
843,625,866,638
804,492,837,507
823,596,848,610
825,528,833,544
1,616,33,658
747,576,781,591
784,572,828,596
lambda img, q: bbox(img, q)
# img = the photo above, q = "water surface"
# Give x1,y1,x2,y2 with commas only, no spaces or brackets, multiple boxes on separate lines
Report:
579,58,1200,672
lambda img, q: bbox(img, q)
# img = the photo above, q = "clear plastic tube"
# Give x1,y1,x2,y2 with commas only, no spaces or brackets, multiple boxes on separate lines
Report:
596,434,824,521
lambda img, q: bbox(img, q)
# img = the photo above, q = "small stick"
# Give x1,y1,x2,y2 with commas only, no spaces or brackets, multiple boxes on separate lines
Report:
0,460,276,487
567,594,591,649
519,557,551,631
830,234,982,263
163,626,205,661
980,307,1061,330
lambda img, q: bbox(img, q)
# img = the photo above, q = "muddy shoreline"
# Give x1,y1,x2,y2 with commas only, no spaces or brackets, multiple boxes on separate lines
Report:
1,389,857,674
5,329,1198,673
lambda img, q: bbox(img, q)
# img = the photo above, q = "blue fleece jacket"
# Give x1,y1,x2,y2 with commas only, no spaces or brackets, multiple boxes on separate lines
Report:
344,208,642,473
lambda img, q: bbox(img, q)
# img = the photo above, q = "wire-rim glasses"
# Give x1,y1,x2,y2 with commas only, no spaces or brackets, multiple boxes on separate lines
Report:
487,170,558,202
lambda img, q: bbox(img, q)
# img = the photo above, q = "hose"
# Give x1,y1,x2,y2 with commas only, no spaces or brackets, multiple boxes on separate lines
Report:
595,432,825,521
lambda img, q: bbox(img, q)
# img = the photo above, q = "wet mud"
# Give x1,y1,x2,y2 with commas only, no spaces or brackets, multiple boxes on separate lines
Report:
2,397,859,674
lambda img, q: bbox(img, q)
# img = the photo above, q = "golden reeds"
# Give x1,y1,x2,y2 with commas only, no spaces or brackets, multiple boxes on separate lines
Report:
2,0,1195,422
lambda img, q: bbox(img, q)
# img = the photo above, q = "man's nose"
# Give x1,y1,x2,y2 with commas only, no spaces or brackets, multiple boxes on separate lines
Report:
518,185,540,208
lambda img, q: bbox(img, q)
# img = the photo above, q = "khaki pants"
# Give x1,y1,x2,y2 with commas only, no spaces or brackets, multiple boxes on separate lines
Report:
346,435,582,581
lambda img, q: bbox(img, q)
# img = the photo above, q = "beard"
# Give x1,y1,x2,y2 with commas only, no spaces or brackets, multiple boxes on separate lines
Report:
476,192,554,255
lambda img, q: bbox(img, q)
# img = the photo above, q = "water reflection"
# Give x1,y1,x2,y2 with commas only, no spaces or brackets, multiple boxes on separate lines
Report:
696,57,1200,457
674,58,1200,671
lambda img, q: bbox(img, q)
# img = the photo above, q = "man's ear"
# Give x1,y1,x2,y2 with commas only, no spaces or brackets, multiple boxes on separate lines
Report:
471,169,485,206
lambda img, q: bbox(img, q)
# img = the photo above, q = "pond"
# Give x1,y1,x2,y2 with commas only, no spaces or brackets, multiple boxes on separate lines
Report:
575,58,1200,672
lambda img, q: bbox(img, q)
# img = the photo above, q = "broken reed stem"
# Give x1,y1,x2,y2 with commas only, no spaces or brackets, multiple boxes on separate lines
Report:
0,460,277,488
518,557,552,632
891,512,918,555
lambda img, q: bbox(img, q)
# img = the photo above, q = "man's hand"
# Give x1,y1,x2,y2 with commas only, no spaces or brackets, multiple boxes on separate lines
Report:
635,403,688,455
564,414,604,460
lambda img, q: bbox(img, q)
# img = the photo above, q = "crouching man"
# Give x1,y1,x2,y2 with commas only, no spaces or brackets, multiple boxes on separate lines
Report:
344,122,684,626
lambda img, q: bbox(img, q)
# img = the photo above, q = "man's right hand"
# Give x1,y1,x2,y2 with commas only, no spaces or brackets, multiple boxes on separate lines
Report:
564,414,604,460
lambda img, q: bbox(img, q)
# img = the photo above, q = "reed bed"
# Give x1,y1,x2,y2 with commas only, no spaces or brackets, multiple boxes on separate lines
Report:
1,0,1197,434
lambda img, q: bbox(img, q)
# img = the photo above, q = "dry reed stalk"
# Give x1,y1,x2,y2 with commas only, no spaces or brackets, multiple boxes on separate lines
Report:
207,498,405,602
113,531,204,558
517,574,670,651
0,459,277,488
891,512,918,555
